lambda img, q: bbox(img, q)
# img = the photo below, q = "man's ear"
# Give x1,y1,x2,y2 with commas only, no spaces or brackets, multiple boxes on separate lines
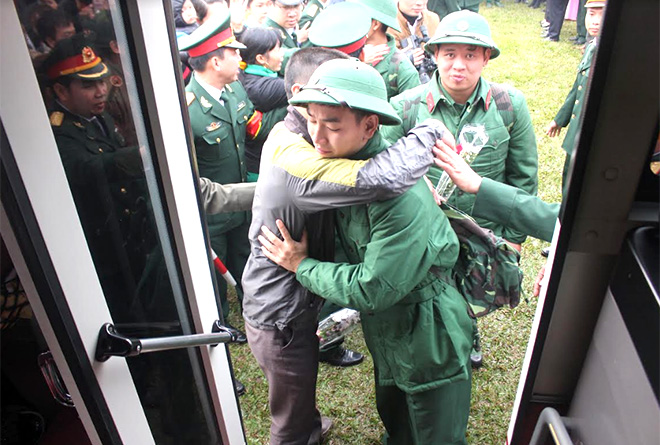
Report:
364,114,379,138
291,83,303,97
483,48,491,66
52,82,68,102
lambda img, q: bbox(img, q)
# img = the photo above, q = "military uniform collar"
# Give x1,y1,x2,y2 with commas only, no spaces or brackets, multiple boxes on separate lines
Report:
193,72,226,105
427,74,489,113
351,131,386,161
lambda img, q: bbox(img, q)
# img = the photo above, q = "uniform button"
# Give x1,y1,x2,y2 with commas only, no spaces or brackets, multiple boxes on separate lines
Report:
457,190,464,196
339,213,344,219
124,209,130,215
98,148,104,153
571,114,576,119
578,85,583,91
236,144,240,149
244,116,248,121
575,99,579,105
216,138,221,143
120,187,127,194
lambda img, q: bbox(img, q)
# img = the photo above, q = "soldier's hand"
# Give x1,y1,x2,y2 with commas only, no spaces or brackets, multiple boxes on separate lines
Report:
533,264,546,297
423,176,444,205
259,220,308,273
361,44,389,67
411,48,425,67
432,142,482,195
546,120,562,137
297,22,311,44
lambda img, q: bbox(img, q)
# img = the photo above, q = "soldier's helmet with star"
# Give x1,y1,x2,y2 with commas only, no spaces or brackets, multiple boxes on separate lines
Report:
425,10,500,59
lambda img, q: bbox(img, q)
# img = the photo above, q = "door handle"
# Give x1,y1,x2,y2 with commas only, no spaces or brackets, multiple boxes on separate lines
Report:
95,321,241,362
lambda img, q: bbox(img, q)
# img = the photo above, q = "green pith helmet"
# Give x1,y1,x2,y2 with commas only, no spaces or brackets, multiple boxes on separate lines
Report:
178,10,245,56
308,3,372,54
348,0,401,33
289,59,402,126
425,10,500,59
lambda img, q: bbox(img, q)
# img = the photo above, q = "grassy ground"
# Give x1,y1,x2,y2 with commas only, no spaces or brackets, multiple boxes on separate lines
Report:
227,2,584,443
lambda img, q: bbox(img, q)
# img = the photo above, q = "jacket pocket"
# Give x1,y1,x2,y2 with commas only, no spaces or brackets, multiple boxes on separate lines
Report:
199,124,232,163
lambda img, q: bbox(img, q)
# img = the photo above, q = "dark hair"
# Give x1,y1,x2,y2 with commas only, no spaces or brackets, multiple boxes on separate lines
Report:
191,0,208,23
188,47,227,72
36,9,74,43
238,27,281,65
283,47,349,99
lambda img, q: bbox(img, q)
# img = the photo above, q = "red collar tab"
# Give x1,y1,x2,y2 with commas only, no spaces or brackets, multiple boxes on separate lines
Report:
426,91,434,113
485,88,492,111
187,27,235,58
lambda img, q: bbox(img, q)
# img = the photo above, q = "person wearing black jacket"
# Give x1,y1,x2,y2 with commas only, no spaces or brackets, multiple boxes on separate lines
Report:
238,27,288,180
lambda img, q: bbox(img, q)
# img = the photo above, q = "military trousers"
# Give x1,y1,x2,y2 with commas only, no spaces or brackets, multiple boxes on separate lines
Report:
208,218,250,318
245,320,323,445
377,366,472,445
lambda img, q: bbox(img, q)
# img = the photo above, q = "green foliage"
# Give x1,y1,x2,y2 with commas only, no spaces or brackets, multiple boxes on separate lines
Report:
228,2,583,442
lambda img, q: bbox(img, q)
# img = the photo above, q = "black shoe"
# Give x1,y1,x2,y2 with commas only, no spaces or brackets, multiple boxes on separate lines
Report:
234,378,246,396
227,323,247,344
573,38,587,45
541,247,550,258
320,346,364,367
470,347,483,369
543,36,559,42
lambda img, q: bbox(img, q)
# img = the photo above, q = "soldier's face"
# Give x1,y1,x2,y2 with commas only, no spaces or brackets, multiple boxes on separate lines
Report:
271,2,301,29
212,48,242,85
249,0,273,25
585,7,604,37
435,44,490,103
57,79,108,118
307,103,378,158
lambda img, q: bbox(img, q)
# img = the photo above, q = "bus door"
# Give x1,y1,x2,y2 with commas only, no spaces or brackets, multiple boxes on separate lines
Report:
1,1,245,444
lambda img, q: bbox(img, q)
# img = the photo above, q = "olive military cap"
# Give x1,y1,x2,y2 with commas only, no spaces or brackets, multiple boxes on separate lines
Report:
308,3,372,55
425,10,500,59
44,34,109,80
348,0,401,33
289,58,402,126
179,10,246,57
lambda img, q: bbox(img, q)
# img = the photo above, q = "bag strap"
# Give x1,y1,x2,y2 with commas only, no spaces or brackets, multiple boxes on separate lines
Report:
488,82,515,133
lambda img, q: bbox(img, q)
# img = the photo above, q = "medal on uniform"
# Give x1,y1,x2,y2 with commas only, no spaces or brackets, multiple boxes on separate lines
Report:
237,101,246,111
206,122,222,132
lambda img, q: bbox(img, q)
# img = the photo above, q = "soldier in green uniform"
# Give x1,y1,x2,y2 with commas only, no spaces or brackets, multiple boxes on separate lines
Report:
350,0,421,98
298,0,328,31
383,10,539,368
179,12,264,340
546,0,606,193
427,0,461,18
260,58,473,445
263,0,307,75
43,34,150,321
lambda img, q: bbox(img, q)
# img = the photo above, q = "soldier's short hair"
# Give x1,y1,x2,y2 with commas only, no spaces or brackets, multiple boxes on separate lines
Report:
188,47,228,72
283,48,348,100
36,8,73,44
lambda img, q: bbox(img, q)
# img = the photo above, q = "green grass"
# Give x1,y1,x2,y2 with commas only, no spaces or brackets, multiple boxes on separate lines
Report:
227,2,584,443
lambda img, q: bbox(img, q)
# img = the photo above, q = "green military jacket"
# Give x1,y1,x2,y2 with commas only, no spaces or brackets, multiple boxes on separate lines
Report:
374,35,421,99
298,0,325,31
427,0,460,19
473,178,559,243
296,133,473,394
263,17,299,75
186,75,254,233
383,74,539,244
554,39,597,155
50,107,153,315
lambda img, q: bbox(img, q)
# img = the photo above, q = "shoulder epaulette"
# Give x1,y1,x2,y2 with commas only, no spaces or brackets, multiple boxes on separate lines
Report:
50,111,64,127
225,84,234,94
186,91,196,107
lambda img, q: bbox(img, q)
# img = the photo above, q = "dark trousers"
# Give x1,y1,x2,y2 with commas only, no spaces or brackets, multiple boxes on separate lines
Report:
245,321,323,445
546,0,570,40
209,220,250,318
576,0,587,39
377,369,472,445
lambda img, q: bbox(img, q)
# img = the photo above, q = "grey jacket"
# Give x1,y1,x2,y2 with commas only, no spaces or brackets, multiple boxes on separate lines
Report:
198,178,255,214
241,108,446,330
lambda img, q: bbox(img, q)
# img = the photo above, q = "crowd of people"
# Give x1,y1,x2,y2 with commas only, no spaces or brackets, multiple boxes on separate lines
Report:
14,0,606,442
